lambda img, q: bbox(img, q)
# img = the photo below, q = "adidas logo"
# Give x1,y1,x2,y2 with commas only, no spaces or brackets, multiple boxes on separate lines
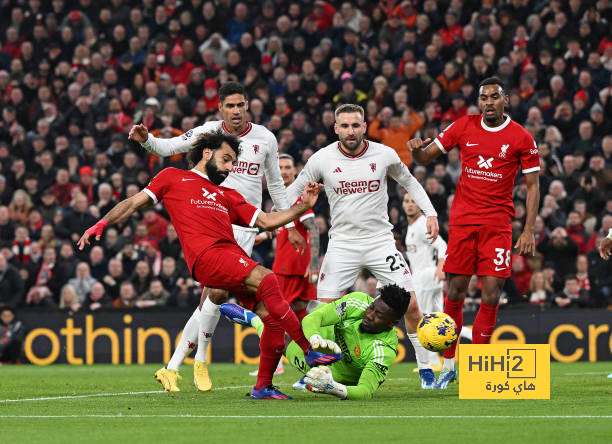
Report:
332,167,342,173
477,155,494,170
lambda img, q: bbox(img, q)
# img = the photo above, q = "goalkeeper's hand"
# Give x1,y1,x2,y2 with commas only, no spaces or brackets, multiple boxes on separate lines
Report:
304,366,347,400
309,334,341,354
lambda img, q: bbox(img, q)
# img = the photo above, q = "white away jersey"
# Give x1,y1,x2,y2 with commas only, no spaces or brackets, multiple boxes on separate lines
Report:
141,120,288,213
286,141,436,241
405,215,447,290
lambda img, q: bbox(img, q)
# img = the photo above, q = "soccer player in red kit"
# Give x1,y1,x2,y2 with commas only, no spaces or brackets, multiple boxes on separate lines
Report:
272,154,319,318
77,131,342,399
407,77,540,388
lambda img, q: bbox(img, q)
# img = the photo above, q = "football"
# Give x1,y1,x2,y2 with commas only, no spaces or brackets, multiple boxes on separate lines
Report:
417,312,459,352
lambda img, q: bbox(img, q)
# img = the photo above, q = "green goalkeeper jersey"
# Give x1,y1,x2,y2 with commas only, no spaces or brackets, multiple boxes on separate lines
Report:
301,292,398,400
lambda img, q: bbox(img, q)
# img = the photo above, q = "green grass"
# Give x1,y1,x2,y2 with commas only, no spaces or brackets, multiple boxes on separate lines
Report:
0,362,610,443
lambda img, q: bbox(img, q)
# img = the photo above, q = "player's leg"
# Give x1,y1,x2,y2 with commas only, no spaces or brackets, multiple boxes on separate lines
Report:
435,225,478,387
192,287,228,391
316,240,362,303
473,276,505,343
473,224,512,344
418,288,443,369
365,234,432,385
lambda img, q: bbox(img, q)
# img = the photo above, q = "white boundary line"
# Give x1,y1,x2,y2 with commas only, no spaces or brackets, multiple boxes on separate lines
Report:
0,415,611,419
0,390,165,403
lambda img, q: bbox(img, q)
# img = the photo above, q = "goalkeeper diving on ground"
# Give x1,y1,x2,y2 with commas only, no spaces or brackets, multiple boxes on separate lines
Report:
220,284,410,400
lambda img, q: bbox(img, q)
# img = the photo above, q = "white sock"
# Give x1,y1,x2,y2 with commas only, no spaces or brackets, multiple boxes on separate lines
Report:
443,357,455,371
408,333,430,370
167,308,199,370
428,351,441,367
195,297,220,363
460,326,473,341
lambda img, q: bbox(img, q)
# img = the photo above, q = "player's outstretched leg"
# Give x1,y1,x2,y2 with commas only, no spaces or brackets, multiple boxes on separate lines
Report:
193,289,225,392
435,274,470,389
219,303,283,376
250,314,292,399
402,290,435,388
156,307,200,391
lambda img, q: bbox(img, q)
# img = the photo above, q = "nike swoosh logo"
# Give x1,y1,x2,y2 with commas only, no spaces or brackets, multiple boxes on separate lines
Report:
480,333,491,337
181,178,197,181
495,267,506,271
466,142,478,146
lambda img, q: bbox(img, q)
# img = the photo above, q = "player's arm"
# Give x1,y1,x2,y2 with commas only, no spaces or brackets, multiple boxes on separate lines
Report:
285,155,322,204
263,135,291,211
388,156,439,242
301,299,342,338
305,345,396,400
599,230,612,259
514,171,540,256
302,215,320,280
432,235,447,282
77,191,153,249
262,136,307,252
129,123,196,156
254,182,323,231
406,137,443,165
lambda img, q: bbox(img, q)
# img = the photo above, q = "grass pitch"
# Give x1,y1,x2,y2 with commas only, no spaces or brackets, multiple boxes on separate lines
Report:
1,362,610,444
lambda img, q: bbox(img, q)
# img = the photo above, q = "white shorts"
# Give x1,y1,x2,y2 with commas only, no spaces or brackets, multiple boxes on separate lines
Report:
232,225,257,256
317,233,414,300
414,288,443,314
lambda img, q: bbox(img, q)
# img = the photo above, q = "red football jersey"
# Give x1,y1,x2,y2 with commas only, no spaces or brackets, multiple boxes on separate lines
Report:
144,168,260,273
434,114,539,226
272,197,314,276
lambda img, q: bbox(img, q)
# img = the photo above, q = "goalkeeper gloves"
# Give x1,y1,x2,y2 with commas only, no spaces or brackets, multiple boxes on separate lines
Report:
304,366,347,400
309,334,341,354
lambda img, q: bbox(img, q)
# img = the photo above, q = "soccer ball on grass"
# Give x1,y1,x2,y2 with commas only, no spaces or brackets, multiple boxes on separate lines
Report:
417,312,458,352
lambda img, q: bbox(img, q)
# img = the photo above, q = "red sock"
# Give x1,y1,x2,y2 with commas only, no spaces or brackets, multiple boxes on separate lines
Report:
472,302,498,344
257,273,310,352
443,299,464,359
295,307,307,320
255,315,285,390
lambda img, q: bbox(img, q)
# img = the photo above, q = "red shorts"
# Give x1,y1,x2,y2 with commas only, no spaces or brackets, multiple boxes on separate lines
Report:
193,242,259,308
443,225,513,278
277,274,317,303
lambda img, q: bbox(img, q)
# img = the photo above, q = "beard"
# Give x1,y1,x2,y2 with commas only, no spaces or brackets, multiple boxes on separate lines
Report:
339,133,363,151
205,157,229,185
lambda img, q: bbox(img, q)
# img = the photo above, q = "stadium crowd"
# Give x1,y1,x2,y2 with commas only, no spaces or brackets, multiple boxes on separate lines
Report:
0,0,611,313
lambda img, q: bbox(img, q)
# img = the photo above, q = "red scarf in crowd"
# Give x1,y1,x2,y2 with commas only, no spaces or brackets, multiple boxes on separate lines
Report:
12,238,30,263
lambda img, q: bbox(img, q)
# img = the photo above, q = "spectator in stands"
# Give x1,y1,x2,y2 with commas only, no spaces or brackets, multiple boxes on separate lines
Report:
112,281,136,308
84,282,113,311
130,260,152,297
59,284,81,312
554,274,590,308
67,262,98,304
0,253,23,306
527,271,553,306
102,258,127,301
0,307,24,363
138,279,169,308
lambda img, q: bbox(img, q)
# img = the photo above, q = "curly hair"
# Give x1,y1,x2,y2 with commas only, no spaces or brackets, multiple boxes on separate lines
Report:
379,284,411,318
187,130,241,168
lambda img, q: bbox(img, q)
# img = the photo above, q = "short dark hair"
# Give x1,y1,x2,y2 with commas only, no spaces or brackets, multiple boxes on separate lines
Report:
219,81,247,102
279,153,295,164
379,284,411,318
564,274,577,282
478,76,505,94
187,130,241,168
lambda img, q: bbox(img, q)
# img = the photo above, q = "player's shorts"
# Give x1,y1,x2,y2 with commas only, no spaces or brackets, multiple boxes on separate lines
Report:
317,232,415,300
414,288,443,314
443,224,512,278
232,225,257,256
277,274,317,303
192,241,259,308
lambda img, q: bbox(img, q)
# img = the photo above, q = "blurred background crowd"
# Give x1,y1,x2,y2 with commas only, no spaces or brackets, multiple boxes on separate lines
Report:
0,0,611,316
